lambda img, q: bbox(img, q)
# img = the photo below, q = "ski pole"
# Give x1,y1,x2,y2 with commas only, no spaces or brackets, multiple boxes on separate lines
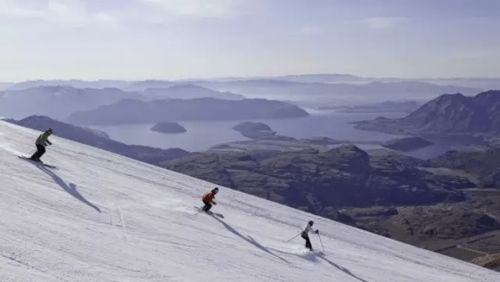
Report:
287,232,301,242
317,233,325,252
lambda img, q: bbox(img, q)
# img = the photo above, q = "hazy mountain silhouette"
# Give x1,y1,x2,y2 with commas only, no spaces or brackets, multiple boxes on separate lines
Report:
68,98,309,125
142,84,244,100
194,80,481,106
355,90,500,135
125,80,175,91
0,86,139,120
273,73,366,83
7,80,131,90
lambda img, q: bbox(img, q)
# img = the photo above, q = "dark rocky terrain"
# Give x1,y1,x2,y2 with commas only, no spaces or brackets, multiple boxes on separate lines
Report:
7,116,188,165
489,135,500,146
430,146,500,188
341,187,500,272
151,122,187,134
162,145,467,212
68,98,309,125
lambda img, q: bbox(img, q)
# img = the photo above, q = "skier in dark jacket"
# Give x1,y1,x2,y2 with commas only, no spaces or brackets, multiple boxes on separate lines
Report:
30,128,53,162
301,220,319,250
202,187,219,212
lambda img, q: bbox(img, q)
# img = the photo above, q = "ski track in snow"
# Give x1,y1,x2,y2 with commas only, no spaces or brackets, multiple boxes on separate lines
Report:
0,120,499,282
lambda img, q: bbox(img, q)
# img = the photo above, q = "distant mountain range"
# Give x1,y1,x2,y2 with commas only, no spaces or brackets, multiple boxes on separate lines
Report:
125,80,175,91
3,76,495,115
422,78,500,91
355,90,500,136
0,85,249,121
194,80,481,106
5,76,485,106
320,100,422,113
142,84,243,100
272,73,366,83
7,80,131,90
0,86,138,120
6,116,188,164
68,98,309,125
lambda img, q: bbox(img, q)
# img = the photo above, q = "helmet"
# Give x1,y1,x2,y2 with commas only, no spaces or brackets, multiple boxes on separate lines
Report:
308,220,314,226
212,187,219,193
47,128,53,134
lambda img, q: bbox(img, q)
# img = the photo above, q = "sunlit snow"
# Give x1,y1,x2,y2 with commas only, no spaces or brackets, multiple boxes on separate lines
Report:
0,121,498,282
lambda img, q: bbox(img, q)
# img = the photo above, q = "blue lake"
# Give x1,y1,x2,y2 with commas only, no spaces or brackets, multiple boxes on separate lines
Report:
90,111,476,159
90,112,404,151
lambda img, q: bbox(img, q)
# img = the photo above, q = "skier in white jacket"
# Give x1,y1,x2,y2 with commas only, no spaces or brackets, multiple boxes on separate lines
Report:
301,220,319,250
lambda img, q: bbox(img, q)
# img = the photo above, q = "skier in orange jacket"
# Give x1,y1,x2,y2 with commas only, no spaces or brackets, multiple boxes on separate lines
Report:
202,187,219,212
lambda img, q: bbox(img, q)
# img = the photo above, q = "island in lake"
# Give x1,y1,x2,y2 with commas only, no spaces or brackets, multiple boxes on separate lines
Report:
151,122,187,134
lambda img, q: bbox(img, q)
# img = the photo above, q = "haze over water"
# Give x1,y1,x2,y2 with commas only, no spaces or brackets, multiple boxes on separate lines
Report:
90,111,405,151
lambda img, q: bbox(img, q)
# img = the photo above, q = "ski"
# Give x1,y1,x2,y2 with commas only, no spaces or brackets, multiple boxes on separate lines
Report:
18,156,57,169
194,206,224,218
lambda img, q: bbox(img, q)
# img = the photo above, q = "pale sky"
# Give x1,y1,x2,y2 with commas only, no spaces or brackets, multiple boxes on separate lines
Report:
1,0,500,81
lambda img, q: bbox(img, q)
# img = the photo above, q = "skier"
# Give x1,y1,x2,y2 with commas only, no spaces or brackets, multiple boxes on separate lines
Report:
301,220,319,251
202,187,219,212
30,128,53,162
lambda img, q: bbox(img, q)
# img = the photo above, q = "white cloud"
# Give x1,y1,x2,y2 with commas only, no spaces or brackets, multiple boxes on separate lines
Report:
0,0,119,27
359,17,406,29
46,0,89,26
0,0,44,19
141,0,241,18
0,0,241,27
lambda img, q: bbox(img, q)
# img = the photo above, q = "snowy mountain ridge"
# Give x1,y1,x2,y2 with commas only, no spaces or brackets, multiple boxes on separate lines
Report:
0,121,498,281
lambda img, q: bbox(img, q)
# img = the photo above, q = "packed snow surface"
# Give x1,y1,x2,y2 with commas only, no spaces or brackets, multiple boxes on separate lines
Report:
0,121,498,282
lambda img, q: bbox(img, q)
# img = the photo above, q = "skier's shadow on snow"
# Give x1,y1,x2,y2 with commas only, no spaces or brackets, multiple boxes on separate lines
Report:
319,256,367,282
303,253,368,282
210,215,289,264
36,165,101,213
268,244,368,282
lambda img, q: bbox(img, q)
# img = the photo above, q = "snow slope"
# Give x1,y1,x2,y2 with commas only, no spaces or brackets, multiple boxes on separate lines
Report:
0,120,498,282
